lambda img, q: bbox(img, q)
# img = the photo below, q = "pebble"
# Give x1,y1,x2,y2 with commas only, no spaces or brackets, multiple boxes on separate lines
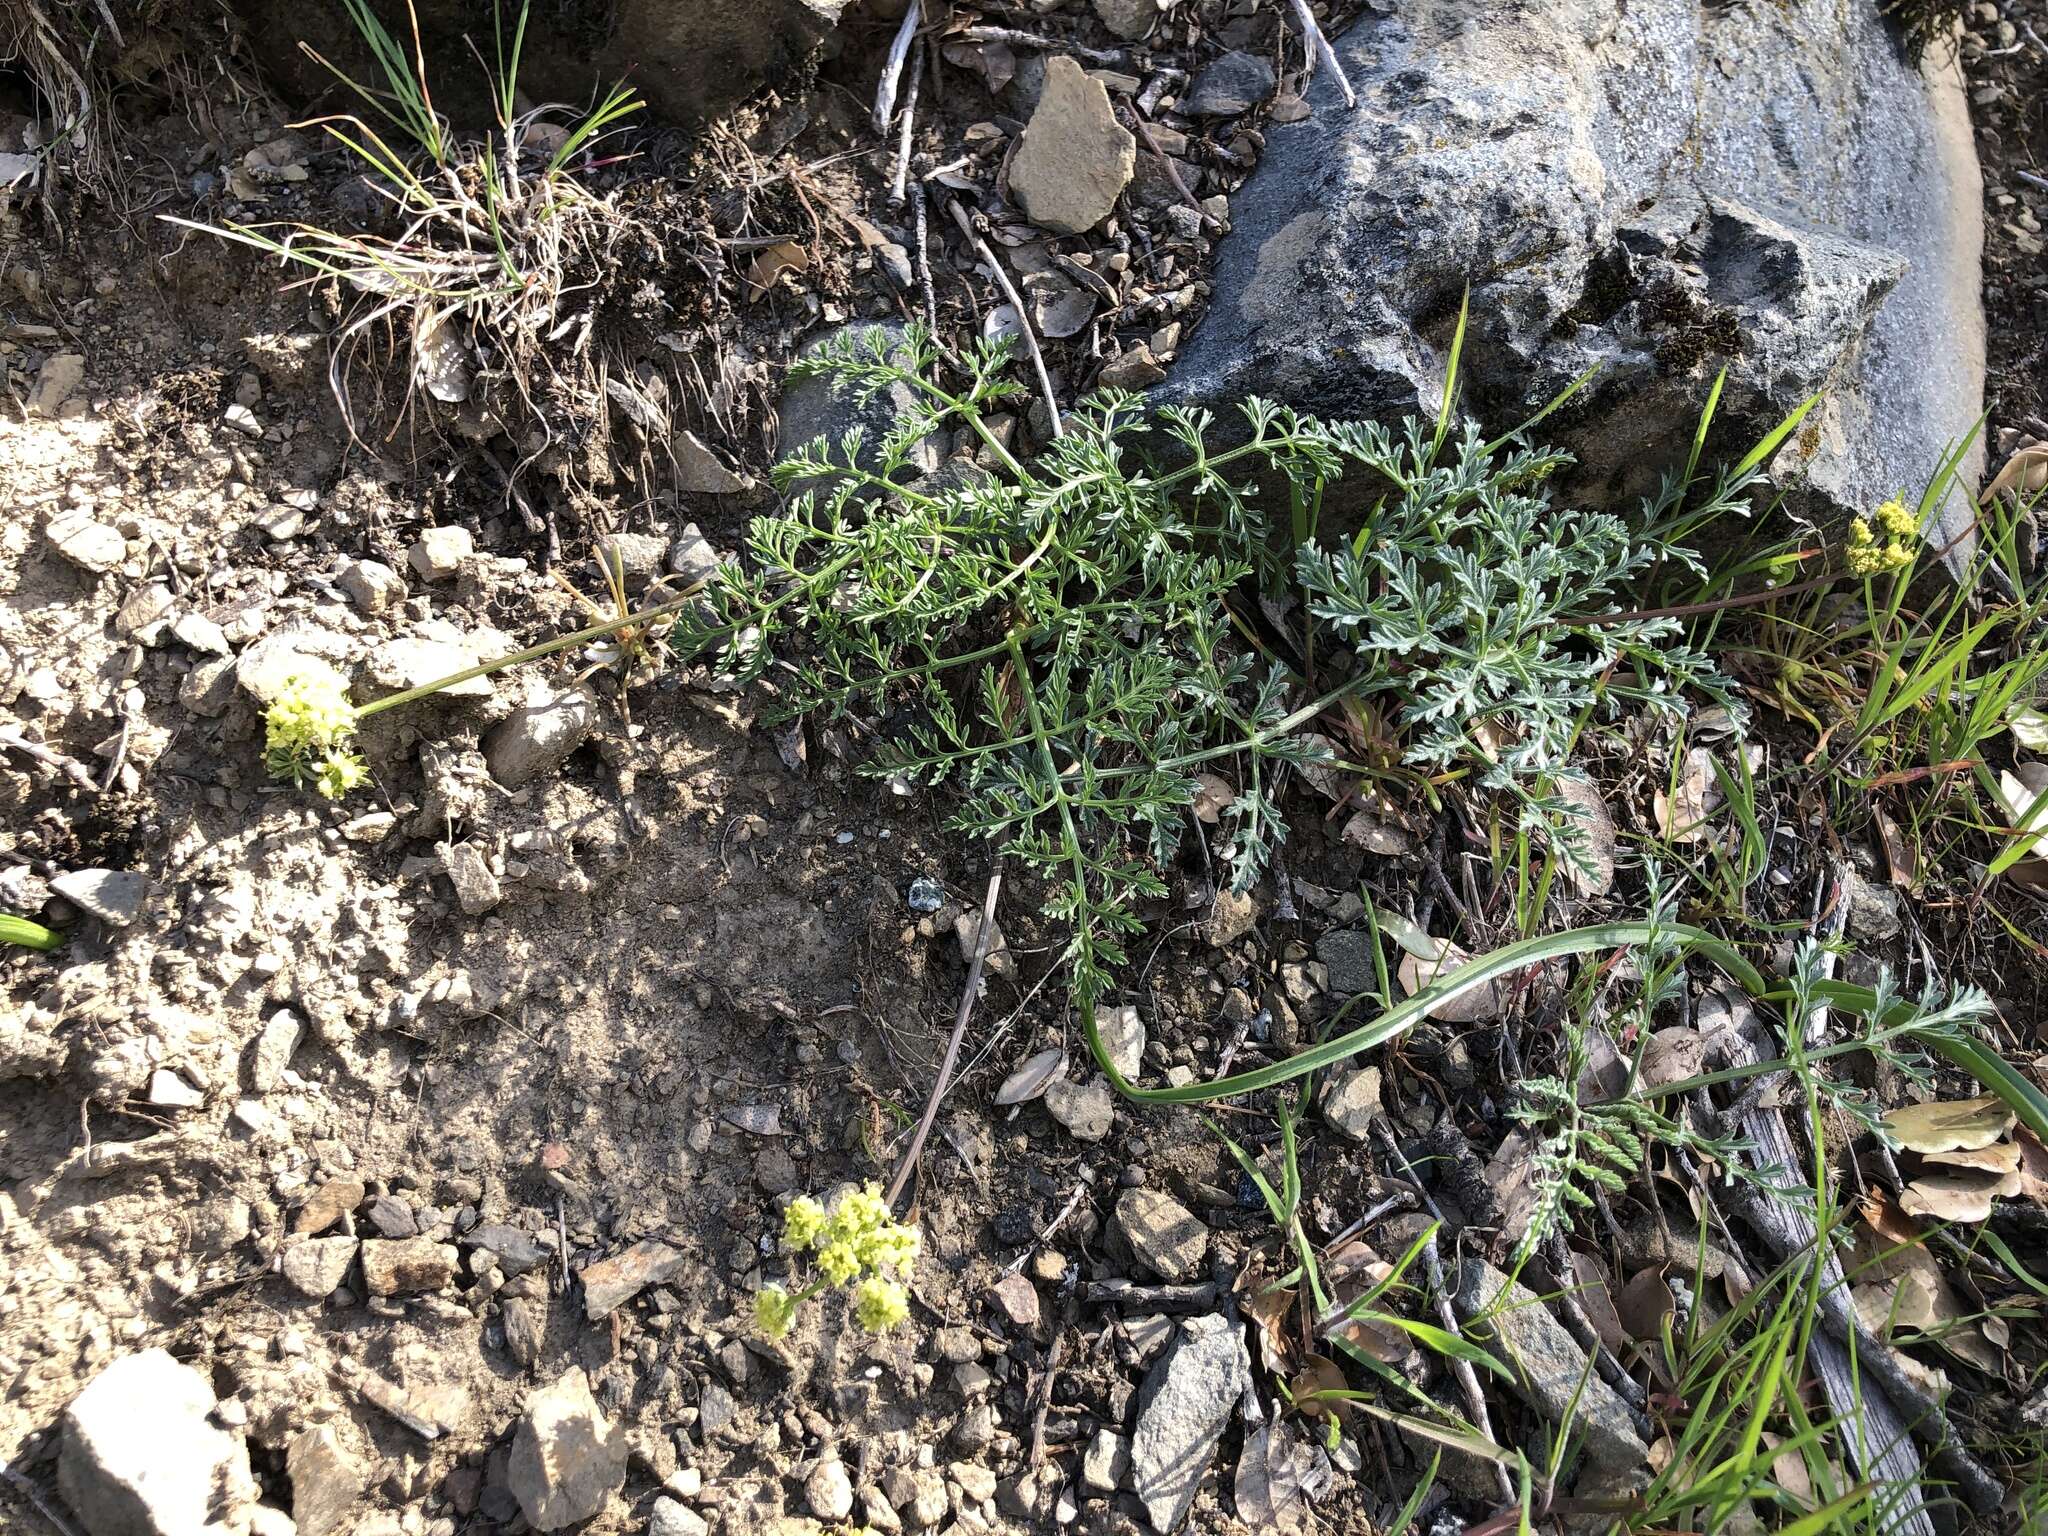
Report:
484,684,596,790
1093,1004,1145,1080
648,1496,709,1536
250,1009,303,1094
45,510,126,574
1114,1187,1207,1282
805,1458,855,1521
223,403,263,437
282,1237,359,1299
1043,1076,1115,1142
1182,49,1277,116
147,1069,206,1109
988,1273,1040,1330
442,843,503,917
1321,1065,1383,1141
295,1176,367,1235
502,1296,546,1369
28,351,86,416
287,1425,362,1536
1081,1428,1129,1496
1009,56,1136,236
339,559,406,615
676,432,750,494
407,526,474,581
949,1461,996,1505
1205,888,1257,948
359,1236,461,1296
580,1239,686,1321
1093,0,1160,40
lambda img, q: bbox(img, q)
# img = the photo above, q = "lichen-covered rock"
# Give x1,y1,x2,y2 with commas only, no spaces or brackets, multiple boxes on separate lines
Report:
1165,0,1983,555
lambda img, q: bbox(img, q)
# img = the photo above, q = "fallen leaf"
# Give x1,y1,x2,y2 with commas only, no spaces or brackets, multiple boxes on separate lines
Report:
1653,746,1719,843
1576,1031,1628,1105
1396,943,1506,1022
2012,708,2048,752
1761,1432,1814,1506
1982,440,2048,506
1899,1166,2021,1223
1287,1354,1354,1425
744,240,808,303
1484,1129,1541,1250
1234,1421,1321,1531
1874,806,1917,890
2017,1129,2048,1204
994,1047,1066,1106
1923,1141,2022,1175
1340,808,1414,855
1638,1027,1704,1090
1994,765,2048,861
1615,1268,1676,1343
1556,777,1616,896
1568,1252,1628,1359
1191,773,1236,824
1294,733,1349,804
1882,1097,2017,1154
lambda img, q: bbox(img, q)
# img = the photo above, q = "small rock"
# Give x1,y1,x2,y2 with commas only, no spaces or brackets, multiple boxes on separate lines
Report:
950,1461,997,1505
169,611,230,656
282,1236,359,1299
360,1236,461,1296
1010,55,1136,236
50,868,145,926
861,1486,902,1534
339,559,406,615
1182,50,1276,116
579,1239,686,1321
593,532,668,582
989,1273,1041,1330
1081,1428,1129,1496
1845,868,1903,942
1205,888,1257,948
502,1296,546,1369
364,1195,417,1238
1093,0,1159,41
887,1468,948,1529
648,1495,709,1536
45,511,125,574
805,1458,854,1522
180,657,238,718
366,635,495,700
250,1008,303,1093
1044,1076,1115,1142
777,321,940,487
508,1368,630,1531
1322,1065,1383,1141
59,1349,258,1536
288,1425,362,1536
1455,1257,1646,1470
676,431,750,494
953,906,1013,975
655,530,714,597
295,1176,367,1235
146,1069,205,1109
471,1224,548,1276
1094,1004,1145,1080
223,402,263,437
484,684,596,789
998,1466,1062,1524
907,875,945,914
1115,1187,1207,1282
1129,1315,1250,1531
1098,345,1166,389
28,352,86,416
408,526,474,581
1315,930,1376,995
754,1143,799,1194
443,843,503,917
115,583,176,640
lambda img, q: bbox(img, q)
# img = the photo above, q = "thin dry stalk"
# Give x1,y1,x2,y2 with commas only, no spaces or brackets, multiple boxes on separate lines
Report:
873,0,922,134
946,198,1062,439
1286,0,1357,110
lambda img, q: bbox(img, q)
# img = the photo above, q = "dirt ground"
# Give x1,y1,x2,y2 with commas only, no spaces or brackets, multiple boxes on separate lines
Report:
3,2,2048,1536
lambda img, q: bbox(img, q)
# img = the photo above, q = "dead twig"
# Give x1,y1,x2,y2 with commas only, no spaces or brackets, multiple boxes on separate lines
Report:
910,180,940,336
1004,1179,1089,1275
873,0,922,135
1083,1278,1220,1310
1372,1123,1514,1504
888,41,926,207
946,198,1062,439
3,1460,82,1536
0,726,100,795
888,869,1004,1208
1122,110,1224,231
1286,0,1357,110
1027,1333,1065,1468
961,25,1126,66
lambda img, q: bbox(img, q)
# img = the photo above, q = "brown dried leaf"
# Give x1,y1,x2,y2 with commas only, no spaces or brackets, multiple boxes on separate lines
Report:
1638,1027,1705,1090
1899,1166,2021,1223
1653,746,1719,843
1568,1252,1628,1358
1234,1421,1319,1531
1191,772,1236,824
1982,440,2048,505
744,240,808,303
1882,1096,2016,1154
1615,1268,1676,1343
1556,777,1616,896
1924,1141,2022,1175
994,1047,1067,1106
1396,944,1506,1022
2017,1129,2048,1204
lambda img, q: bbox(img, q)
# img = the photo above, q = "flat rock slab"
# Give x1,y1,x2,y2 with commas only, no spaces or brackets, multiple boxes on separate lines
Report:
1129,1314,1250,1531
360,1236,460,1296
579,1238,685,1321
1010,55,1135,236
508,1367,630,1531
1455,1256,1645,1470
1115,1187,1208,1282
1165,0,1984,555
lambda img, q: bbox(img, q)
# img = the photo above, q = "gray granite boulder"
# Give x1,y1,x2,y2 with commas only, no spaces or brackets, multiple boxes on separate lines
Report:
1164,0,1983,551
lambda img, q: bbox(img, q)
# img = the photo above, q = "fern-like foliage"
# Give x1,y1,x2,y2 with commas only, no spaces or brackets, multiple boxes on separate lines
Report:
672,324,1763,1013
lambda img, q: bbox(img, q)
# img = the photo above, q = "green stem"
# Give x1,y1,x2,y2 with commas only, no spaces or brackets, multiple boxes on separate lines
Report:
2,914,61,952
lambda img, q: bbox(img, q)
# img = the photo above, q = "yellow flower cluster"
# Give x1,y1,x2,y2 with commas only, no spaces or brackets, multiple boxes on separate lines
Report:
754,1184,919,1341
264,666,369,800
1844,497,1919,578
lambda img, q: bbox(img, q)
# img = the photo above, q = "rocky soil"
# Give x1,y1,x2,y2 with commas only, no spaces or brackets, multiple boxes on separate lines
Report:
2,2,2045,1536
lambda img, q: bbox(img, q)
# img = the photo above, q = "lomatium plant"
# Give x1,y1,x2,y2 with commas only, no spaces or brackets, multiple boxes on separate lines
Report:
265,664,370,800
755,1186,920,1340
672,320,1803,1017
1844,495,1922,576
